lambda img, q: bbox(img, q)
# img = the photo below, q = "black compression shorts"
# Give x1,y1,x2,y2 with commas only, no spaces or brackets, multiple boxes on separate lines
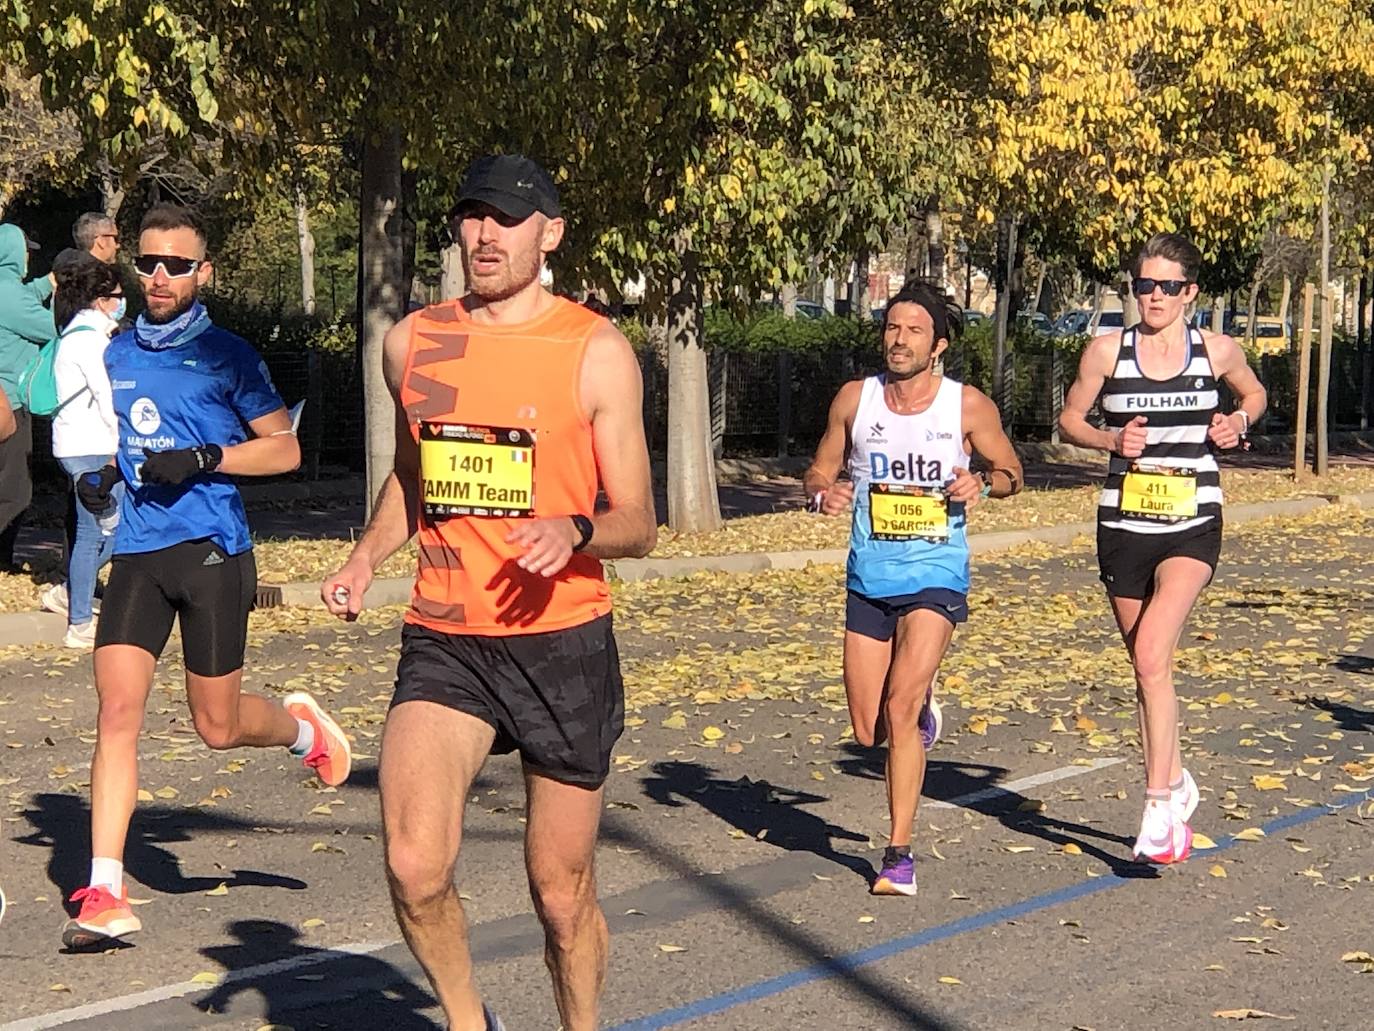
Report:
95,539,256,677
1097,518,1222,600
392,614,625,787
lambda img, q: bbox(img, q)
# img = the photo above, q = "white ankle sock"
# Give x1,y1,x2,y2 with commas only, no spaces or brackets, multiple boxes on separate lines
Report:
290,718,315,756
90,857,123,894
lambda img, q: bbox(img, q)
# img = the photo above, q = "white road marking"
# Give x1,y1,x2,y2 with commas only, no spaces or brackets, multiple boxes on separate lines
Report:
927,756,1125,809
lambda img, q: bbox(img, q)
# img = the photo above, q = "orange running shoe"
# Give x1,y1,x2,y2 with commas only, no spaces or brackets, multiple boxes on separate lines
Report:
62,885,141,948
284,691,353,787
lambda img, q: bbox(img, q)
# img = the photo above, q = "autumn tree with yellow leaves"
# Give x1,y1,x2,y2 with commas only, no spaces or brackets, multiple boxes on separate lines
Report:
974,0,1374,290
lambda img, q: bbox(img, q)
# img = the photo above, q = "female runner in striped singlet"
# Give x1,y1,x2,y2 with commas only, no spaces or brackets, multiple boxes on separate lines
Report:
1060,233,1266,865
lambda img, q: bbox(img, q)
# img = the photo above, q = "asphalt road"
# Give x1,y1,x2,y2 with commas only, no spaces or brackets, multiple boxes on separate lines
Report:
2,508,1373,1030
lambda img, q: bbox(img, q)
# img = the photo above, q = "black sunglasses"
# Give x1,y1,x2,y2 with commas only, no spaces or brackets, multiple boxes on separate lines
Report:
133,255,201,278
1132,277,1191,298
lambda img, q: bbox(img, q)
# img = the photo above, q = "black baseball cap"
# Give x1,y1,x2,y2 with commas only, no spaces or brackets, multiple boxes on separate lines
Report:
452,154,561,221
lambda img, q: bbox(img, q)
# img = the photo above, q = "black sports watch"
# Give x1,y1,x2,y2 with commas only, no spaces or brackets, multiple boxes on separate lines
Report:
570,514,595,552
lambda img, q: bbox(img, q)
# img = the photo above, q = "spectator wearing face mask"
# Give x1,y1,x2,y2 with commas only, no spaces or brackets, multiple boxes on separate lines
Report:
45,255,127,648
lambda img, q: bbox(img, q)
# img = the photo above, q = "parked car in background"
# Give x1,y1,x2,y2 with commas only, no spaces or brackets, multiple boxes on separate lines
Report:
769,298,830,320
1015,311,1052,336
1230,315,1291,354
1051,309,1091,337
1090,309,1125,336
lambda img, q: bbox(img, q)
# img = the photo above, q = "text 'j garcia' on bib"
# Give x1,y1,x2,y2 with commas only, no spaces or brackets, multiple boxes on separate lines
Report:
1119,462,1198,521
419,422,534,519
869,482,950,542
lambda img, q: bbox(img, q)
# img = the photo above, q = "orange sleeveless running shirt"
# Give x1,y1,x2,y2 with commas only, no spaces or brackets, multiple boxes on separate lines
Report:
398,296,611,636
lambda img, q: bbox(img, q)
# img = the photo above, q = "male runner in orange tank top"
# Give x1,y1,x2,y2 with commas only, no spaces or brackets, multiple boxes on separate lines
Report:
322,154,656,1031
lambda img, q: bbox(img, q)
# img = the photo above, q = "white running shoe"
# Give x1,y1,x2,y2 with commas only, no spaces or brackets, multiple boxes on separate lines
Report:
1171,768,1199,823
63,621,97,650
1133,797,1192,864
41,582,69,617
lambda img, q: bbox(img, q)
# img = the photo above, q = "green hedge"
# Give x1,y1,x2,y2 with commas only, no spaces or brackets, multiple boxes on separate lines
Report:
619,308,879,355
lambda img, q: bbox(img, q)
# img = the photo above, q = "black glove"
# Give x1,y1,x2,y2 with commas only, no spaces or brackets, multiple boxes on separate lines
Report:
140,443,224,486
77,465,123,514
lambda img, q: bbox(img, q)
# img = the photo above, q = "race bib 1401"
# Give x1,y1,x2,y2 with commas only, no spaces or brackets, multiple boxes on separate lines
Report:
869,482,949,542
419,422,534,519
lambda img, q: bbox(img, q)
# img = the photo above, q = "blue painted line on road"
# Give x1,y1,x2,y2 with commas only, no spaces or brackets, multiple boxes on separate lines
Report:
608,790,1372,1030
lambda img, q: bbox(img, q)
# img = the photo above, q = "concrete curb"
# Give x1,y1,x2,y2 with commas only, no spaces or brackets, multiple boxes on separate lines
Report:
4,491,1371,649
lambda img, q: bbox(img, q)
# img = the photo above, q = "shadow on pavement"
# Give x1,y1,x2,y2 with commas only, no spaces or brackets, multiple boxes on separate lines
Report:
196,920,440,1029
836,747,1153,878
640,760,872,883
15,793,309,901
627,760,963,1031
1333,654,1374,676
1303,696,1374,733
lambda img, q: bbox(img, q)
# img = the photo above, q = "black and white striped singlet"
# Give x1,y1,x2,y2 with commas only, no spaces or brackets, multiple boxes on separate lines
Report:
1097,326,1221,534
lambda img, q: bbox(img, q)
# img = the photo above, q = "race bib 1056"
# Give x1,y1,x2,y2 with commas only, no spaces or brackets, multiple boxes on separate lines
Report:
869,482,949,542
419,422,534,519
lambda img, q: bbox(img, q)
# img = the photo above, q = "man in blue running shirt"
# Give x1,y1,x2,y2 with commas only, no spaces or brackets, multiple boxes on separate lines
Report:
803,281,1022,899
61,204,352,950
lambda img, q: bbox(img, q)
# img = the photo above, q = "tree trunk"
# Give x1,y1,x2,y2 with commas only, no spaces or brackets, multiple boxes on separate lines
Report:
440,243,466,301
993,215,1016,410
400,167,419,310
1316,167,1332,476
925,202,944,289
98,158,125,219
295,187,317,317
1278,275,1293,346
1245,271,1261,350
853,250,871,322
1030,262,1047,314
903,214,926,281
1361,265,1371,430
666,241,722,532
1211,298,1225,333
1295,284,1315,478
360,127,405,516
1120,272,1140,328
778,284,796,457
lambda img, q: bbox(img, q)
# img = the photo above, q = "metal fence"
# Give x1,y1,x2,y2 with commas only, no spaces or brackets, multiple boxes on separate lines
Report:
25,339,1374,498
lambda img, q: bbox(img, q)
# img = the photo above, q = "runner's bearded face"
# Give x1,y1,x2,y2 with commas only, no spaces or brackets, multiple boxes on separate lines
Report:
459,204,550,301
882,300,946,382
137,226,210,324
1133,256,1197,332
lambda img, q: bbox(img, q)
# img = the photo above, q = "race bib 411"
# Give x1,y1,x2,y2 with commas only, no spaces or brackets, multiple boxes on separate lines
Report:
1120,464,1197,521
419,422,534,519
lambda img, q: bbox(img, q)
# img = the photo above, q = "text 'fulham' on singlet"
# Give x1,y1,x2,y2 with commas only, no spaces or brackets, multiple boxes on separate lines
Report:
846,374,971,599
398,296,611,636
1097,326,1221,534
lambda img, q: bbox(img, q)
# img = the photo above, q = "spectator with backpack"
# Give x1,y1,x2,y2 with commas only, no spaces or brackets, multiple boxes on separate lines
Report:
0,223,56,572
42,257,126,647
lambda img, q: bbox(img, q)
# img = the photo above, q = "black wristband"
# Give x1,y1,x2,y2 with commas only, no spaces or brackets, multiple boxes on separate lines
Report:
570,514,594,552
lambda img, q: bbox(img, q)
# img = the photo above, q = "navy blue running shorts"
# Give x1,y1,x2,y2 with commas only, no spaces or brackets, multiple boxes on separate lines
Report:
845,588,969,641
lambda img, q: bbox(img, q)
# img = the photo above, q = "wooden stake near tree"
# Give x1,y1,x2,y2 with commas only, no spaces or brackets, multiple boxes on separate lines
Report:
1294,284,1315,480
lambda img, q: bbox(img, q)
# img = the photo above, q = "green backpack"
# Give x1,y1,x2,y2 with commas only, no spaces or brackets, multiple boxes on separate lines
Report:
17,337,87,417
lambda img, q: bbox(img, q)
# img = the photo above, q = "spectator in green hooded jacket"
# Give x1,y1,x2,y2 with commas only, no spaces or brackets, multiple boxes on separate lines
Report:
0,223,57,571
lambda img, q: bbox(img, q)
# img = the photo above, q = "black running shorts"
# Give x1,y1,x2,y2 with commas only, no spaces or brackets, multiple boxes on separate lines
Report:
845,588,969,641
393,614,625,787
1097,517,1222,600
95,539,257,677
